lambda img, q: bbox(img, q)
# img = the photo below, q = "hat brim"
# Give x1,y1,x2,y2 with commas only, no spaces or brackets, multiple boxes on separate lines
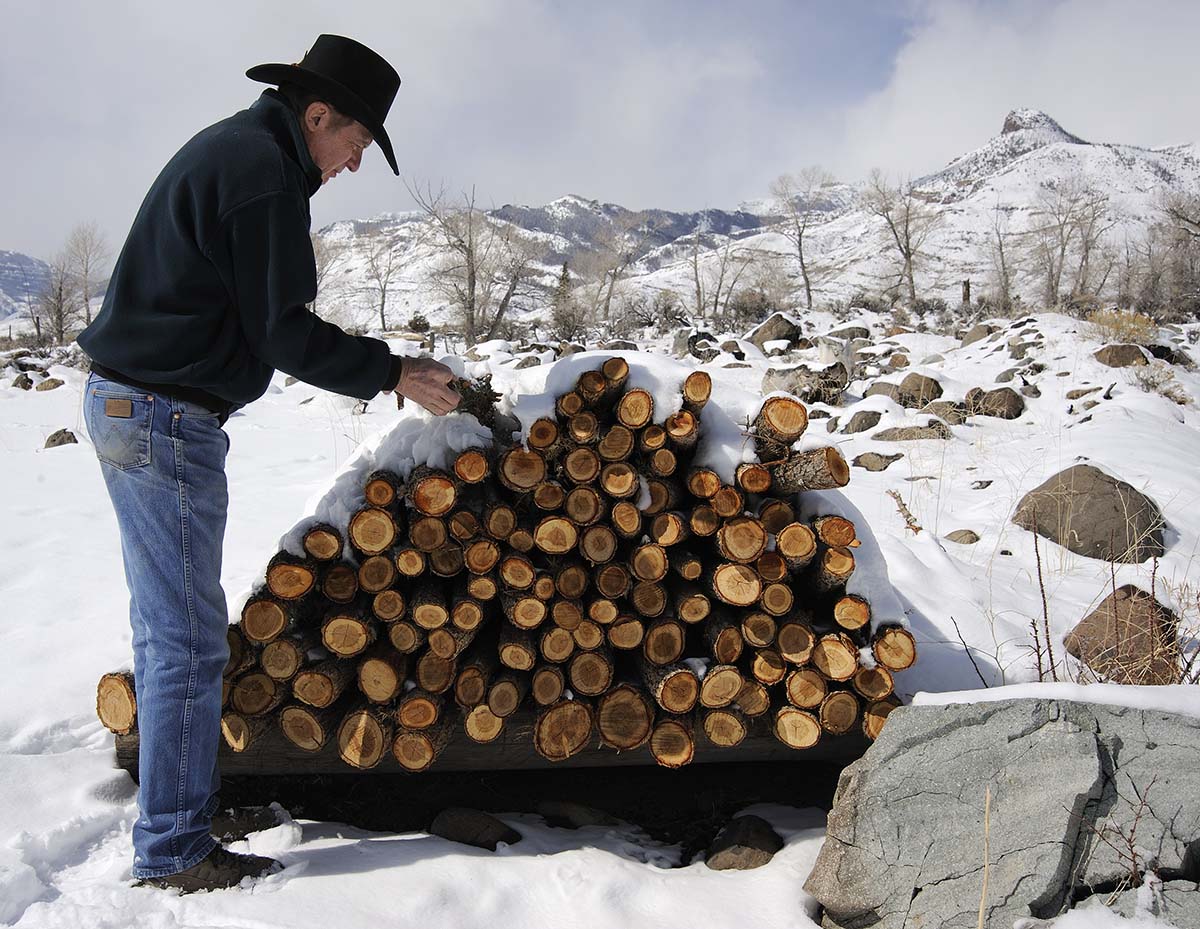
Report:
246,63,399,175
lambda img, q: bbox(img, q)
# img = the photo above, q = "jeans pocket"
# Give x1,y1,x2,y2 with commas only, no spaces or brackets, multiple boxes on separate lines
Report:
88,388,153,470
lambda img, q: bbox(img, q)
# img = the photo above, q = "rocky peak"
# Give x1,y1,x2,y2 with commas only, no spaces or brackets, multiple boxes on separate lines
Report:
1001,109,1086,144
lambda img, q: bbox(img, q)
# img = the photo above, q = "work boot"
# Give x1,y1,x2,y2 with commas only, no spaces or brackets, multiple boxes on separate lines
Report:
136,845,282,893
210,805,282,842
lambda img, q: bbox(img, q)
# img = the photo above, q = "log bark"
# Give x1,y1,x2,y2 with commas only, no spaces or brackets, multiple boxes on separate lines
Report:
364,470,403,508
302,523,344,562
771,447,849,494
392,716,453,771
266,552,317,600
705,612,744,664
682,370,712,415
293,659,353,708
753,396,808,461
96,671,136,734
407,466,459,516
639,658,699,714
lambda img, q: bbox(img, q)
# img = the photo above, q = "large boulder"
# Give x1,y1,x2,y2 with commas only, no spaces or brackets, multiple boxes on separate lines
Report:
961,322,998,347
1064,585,1180,684
970,386,1025,419
1012,464,1165,563
842,410,882,434
828,325,870,341
746,312,801,351
863,381,903,404
761,362,848,406
853,452,903,471
1094,343,1149,368
898,372,943,406
873,420,953,441
805,699,1200,929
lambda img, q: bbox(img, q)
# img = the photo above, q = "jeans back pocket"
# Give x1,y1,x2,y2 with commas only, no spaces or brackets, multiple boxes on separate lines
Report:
88,386,153,470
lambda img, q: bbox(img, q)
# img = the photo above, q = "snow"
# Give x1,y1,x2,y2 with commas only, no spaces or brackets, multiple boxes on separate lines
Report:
914,682,1200,719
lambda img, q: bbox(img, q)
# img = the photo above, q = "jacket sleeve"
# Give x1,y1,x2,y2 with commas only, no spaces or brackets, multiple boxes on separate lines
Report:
210,191,392,400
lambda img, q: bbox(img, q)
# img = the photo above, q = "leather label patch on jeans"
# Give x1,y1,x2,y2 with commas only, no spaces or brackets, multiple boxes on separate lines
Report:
105,398,133,418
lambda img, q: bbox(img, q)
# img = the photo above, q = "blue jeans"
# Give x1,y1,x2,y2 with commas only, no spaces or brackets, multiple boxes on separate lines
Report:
84,371,231,878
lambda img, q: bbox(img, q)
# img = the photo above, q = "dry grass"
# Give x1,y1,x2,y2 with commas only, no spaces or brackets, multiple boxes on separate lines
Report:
1084,308,1160,346
1131,361,1191,405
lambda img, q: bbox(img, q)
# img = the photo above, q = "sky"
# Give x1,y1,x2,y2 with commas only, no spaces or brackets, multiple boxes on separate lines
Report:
2,0,1197,261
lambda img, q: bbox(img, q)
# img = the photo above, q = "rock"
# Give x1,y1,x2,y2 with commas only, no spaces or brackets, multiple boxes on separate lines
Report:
863,381,904,404
825,417,839,434
1065,386,1100,400
921,400,968,425
898,372,943,407
995,367,1018,383
761,362,848,406
828,325,870,341
719,339,746,360
807,409,831,419
842,410,882,434
972,386,1025,419
513,355,541,369
887,353,909,369
1080,399,1099,411
1094,343,1149,368
430,807,521,850
704,814,784,871
873,420,953,441
1077,879,1200,926
558,341,585,356
536,800,618,829
722,362,751,369
284,375,300,387
1020,384,1042,398
853,452,903,471
746,312,801,351
961,322,998,346
12,372,33,390
971,480,993,490
600,339,638,351
44,428,77,449
804,700,1200,929
944,529,980,544
1064,585,1180,684
919,353,944,365
34,377,64,391
1147,343,1193,367
1012,464,1165,563
694,347,720,363
1008,341,1033,360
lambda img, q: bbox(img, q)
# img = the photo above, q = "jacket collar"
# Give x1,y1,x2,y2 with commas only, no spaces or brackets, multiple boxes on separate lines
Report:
252,89,324,198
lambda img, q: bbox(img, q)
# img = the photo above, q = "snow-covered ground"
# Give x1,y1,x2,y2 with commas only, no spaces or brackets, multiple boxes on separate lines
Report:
1,315,1197,927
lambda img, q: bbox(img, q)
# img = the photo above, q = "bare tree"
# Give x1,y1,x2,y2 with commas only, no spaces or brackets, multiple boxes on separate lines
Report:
38,251,80,344
17,261,45,345
988,202,1014,314
361,228,402,332
1163,190,1200,240
64,221,109,325
1026,176,1111,309
310,232,347,321
579,213,659,323
770,167,834,311
861,170,943,308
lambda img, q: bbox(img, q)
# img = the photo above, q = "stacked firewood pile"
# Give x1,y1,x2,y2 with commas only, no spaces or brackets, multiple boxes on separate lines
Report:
96,357,915,772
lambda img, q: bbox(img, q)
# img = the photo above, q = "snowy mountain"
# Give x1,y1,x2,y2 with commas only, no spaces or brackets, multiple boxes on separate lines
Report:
0,250,49,323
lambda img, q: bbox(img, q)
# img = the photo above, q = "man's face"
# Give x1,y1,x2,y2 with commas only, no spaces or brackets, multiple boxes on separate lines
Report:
301,102,374,185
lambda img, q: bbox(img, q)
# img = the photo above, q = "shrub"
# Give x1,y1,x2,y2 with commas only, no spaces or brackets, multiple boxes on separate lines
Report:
407,313,430,332
1084,308,1160,346
1132,360,1191,405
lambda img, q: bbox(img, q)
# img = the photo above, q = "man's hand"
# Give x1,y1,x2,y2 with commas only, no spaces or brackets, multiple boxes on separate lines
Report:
391,357,461,416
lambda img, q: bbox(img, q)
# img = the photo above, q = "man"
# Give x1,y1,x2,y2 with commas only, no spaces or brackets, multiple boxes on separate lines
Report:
77,35,459,893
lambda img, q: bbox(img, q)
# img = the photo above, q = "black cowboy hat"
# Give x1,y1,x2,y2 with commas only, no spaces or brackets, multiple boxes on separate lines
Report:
247,34,401,175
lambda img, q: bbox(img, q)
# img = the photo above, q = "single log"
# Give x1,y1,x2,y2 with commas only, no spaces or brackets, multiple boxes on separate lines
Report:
639,424,667,453
527,417,560,455
872,626,917,671
555,390,584,418
819,690,861,735
710,485,744,519
631,542,669,582
703,707,748,747
96,671,137,734
597,424,635,462
668,549,702,581
812,632,860,681
773,706,821,749
771,447,850,494
387,620,426,655
393,547,427,578
676,588,711,624
708,563,762,607
224,624,255,678
372,588,406,623
407,466,459,517
631,581,667,618
415,652,457,694
757,499,796,536
533,480,566,511
777,617,817,665
642,617,685,665
358,554,397,593
428,623,479,661
364,470,403,508
534,516,578,556
531,664,567,706
280,702,341,752
453,447,492,485
580,525,618,565
611,500,642,538
498,553,536,590
411,584,450,630
606,615,645,650
357,645,408,703
643,478,684,516
785,668,827,709
502,593,547,630
706,612,744,664
649,714,695,768
448,509,481,542
650,511,689,547
640,659,699,714
554,563,590,600
753,396,808,461
595,563,631,599
392,717,453,772
755,555,787,586
564,447,602,484
863,697,902,740
463,539,501,575
408,516,448,553
686,467,722,500
597,683,654,751
221,711,268,753
573,619,605,651
261,636,307,682
699,664,745,709
834,595,871,632
551,598,584,630
734,679,771,718
321,562,359,603
576,369,608,407
396,689,444,729
509,527,535,553
534,698,595,761
266,552,317,601
467,573,499,601
587,598,620,626
568,646,614,696
811,546,855,593
565,486,605,526
348,507,398,556
616,388,654,429
599,462,639,500
499,625,537,671
231,671,285,717
498,447,546,492
483,503,518,541
463,704,506,743
302,523,344,562
741,612,777,649
540,625,575,663
776,522,817,572
852,666,895,701
429,543,465,578
321,608,376,658
682,370,712,415
293,659,353,708
734,462,772,495
240,593,288,643
717,516,768,564
487,670,529,718
648,447,677,478
454,643,497,708
338,706,393,769
689,504,720,537
450,598,485,632
665,410,699,453
533,573,557,601
567,411,599,445
813,514,859,549
749,648,787,686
